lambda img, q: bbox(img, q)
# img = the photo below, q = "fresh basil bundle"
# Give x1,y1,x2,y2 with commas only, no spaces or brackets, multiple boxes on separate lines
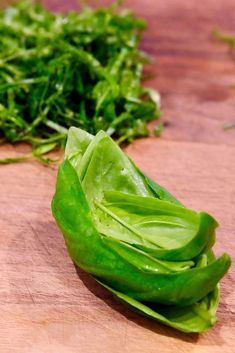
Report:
51,127,231,332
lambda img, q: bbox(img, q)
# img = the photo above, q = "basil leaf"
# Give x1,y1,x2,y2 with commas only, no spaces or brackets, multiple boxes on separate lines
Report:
51,127,231,332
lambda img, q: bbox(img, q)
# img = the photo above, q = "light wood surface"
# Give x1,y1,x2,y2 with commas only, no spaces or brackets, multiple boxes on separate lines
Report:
0,0,235,352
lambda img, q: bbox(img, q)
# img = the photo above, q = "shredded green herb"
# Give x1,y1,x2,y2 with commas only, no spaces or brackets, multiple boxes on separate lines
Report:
223,122,235,130
212,30,235,130
154,122,164,137
212,30,235,50
0,1,160,164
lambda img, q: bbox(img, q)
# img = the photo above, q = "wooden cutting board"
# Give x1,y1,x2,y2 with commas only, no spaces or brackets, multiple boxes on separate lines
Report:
0,0,235,352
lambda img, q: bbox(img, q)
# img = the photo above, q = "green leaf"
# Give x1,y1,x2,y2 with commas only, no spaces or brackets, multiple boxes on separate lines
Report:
95,191,217,260
96,280,220,333
51,127,231,332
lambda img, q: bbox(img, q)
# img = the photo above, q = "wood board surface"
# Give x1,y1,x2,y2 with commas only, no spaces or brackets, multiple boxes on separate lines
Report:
0,0,235,352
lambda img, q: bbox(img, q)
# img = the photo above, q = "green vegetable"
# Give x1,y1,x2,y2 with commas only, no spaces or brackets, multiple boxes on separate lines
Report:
0,1,160,164
51,127,231,333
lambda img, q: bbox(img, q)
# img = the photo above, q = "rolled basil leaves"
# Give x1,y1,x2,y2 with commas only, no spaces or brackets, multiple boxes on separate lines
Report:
52,127,231,332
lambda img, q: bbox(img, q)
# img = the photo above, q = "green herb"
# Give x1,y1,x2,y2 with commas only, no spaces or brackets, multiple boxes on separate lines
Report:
154,122,164,137
0,1,160,164
51,127,231,333
223,122,235,130
212,30,235,131
212,30,235,50
0,155,31,164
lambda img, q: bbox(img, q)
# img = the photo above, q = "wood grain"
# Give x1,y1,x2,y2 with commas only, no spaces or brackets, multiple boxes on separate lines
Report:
0,0,235,352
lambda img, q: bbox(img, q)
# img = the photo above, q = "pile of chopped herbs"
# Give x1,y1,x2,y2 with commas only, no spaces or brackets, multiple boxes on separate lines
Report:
0,1,160,164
